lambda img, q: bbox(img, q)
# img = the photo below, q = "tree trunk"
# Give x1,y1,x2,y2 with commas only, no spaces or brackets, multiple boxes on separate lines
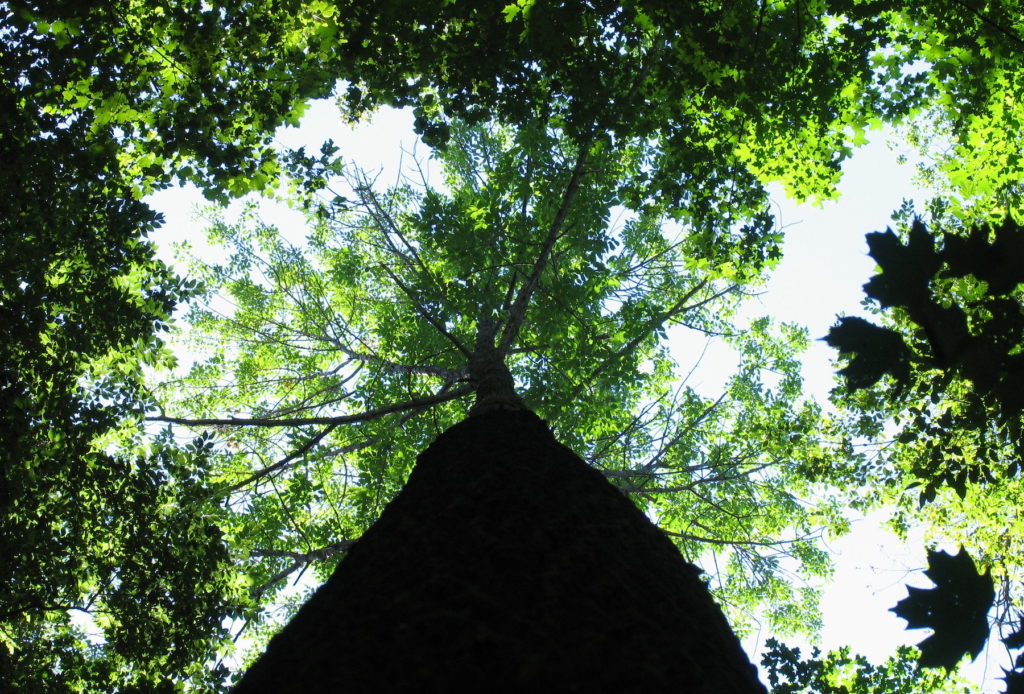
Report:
232,409,766,693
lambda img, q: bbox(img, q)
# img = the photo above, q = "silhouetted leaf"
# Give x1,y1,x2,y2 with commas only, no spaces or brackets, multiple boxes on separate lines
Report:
891,547,994,670
1004,618,1024,649
863,221,941,313
825,317,912,391
1002,669,1024,694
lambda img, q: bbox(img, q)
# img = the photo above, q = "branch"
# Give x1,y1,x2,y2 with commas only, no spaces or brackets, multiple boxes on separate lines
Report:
355,172,434,279
332,342,467,381
640,391,728,473
566,280,716,404
629,461,778,496
251,539,356,596
499,146,590,353
663,529,804,548
379,263,472,358
223,434,375,494
251,539,355,563
147,384,473,427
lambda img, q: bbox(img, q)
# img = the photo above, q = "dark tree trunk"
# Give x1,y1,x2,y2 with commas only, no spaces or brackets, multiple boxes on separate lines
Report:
232,409,766,693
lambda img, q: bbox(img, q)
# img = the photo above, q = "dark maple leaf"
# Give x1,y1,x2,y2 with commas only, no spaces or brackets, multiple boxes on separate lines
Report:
1004,617,1024,650
824,316,912,391
891,547,994,670
863,220,941,314
1003,668,1024,694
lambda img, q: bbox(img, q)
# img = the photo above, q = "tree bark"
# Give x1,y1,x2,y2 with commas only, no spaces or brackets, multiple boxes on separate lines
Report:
232,409,765,693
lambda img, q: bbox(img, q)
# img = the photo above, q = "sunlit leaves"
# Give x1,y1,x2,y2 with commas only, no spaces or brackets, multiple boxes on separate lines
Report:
893,2,1024,217
762,639,972,694
156,119,845,654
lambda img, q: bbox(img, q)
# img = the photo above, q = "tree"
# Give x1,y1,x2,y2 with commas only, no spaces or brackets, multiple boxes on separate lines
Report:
0,7,261,691
7,0,1024,689
154,121,843,681
232,406,767,692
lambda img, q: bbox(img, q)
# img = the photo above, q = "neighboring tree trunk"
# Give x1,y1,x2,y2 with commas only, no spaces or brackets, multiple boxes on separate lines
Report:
232,408,766,693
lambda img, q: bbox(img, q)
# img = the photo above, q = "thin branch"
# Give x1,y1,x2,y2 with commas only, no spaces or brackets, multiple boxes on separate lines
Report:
566,280,713,404
662,529,803,548
379,263,472,358
251,539,356,596
499,146,590,353
332,342,467,381
641,391,728,473
631,461,778,495
357,177,432,277
148,384,473,427
224,425,348,493
585,390,668,465
251,539,355,563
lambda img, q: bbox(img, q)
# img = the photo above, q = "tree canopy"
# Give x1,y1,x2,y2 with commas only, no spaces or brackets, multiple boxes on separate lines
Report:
153,119,841,648
4,0,1024,691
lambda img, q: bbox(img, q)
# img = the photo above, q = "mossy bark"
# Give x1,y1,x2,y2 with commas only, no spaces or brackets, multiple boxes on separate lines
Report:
233,409,765,693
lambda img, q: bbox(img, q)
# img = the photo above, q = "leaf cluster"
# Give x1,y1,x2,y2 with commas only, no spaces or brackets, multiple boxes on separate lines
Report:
762,639,971,694
826,217,1024,501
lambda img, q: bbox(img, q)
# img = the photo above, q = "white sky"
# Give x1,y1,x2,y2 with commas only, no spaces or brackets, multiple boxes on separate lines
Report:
148,102,1007,691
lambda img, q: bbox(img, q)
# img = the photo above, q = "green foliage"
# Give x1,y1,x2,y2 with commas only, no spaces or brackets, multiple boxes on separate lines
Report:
4,0,333,200
826,217,1024,501
156,120,847,660
0,432,251,693
890,1,1024,218
762,639,971,694
2,5,258,689
8,0,1024,689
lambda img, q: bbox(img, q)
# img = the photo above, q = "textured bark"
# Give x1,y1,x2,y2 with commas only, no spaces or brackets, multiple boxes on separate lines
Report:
468,318,525,415
232,409,766,693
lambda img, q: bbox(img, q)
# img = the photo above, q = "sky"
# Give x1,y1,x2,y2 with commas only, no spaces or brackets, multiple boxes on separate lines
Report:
148,102,1006,691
